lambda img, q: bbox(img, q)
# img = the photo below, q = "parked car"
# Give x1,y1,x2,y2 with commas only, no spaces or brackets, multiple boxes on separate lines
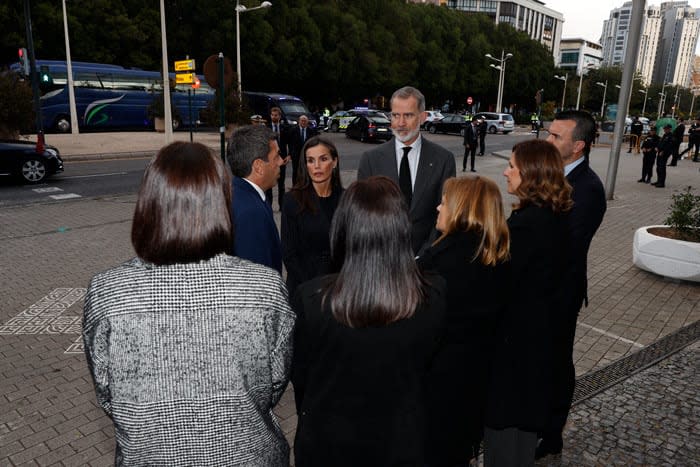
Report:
345,115,393,142
474,112,515,134
0,140,64,183
327,109,385,132
243,91,318,128
426,114,467,136
421,110,444,129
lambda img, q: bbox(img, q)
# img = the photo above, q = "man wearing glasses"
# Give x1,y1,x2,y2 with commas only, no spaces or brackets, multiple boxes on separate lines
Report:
357,86,456,254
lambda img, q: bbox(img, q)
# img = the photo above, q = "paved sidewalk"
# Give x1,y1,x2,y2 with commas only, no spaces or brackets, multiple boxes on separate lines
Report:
1,138,698,465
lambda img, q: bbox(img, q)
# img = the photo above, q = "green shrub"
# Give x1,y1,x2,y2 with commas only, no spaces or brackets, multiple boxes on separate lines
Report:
0,71,34,138
664,186,700,242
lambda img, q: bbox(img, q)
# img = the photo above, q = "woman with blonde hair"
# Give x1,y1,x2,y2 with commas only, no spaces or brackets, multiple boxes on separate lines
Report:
484,139,573,466
418,175,511,466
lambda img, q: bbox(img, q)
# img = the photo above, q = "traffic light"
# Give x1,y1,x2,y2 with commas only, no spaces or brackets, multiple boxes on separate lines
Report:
39,65,53,87
18,48,29,76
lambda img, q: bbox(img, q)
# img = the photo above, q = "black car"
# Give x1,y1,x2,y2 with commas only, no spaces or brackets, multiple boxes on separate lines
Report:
345,115,393,142
426,114,467,136
0,139,64,183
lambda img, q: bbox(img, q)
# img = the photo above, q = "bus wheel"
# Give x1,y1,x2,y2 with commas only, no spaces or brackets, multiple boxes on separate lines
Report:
172,118,181,131
55,117,71,133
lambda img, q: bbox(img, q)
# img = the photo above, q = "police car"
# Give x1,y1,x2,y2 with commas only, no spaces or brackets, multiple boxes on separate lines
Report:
326,108,386,132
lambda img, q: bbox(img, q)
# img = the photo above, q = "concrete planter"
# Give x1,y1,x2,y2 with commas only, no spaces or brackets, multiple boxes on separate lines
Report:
632,225,700,282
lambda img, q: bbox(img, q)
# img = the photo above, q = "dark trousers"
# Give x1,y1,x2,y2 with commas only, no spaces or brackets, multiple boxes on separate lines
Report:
641,152,656,182
656,154,668,185
479,136,486,155
463,145,476,171
265,164,287,209
679,140,700,159
541,303,580,443
484,427,537,467
629,133,642,152
670,142,682,165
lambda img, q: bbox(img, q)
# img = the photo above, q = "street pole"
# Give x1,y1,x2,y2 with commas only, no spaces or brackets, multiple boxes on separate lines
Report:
597,80,608,119
159,0,173,143
640,90,648,116
605,0,645,201
23,0,44,147
576,73,583,110
498,51,505,112
555,73,567,110
61,0,78,136
235,1,242,99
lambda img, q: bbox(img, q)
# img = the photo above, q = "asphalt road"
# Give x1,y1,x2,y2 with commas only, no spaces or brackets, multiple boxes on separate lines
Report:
0,130,535,207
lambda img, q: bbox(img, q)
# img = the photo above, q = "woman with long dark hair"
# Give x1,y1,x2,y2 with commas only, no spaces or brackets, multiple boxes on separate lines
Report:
82,142,294,466
418,175,510,466
484,139,573,466
292,176,447,466
281,136,343,299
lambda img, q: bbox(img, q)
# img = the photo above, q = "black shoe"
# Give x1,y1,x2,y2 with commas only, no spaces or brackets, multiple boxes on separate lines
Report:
637,179,645,183
627,150,632,153
668,163,677,167
535,438,563,460
462,168,466,172
655,184,665,188
470,169,476,172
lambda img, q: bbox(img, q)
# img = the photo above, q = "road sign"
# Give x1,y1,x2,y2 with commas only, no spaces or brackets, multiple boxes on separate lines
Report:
175,59,195,71
467,96,473,105
176,73,195,84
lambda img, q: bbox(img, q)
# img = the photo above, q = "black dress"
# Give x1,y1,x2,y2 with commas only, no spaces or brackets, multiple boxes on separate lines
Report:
291,273,447,467
485,204,568,433
281,188,342,298
417,231,510,464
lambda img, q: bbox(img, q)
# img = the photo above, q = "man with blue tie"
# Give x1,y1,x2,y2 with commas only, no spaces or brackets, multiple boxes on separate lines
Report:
227,125,285,273
266,107,290,210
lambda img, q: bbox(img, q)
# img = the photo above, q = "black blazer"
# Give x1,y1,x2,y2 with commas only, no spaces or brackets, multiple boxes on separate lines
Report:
266,121,290,158
485,204,568,433
566,159,606,309
280,188,342,298
288,125,319,162
291,273,447,467
417,231,509,464
463,124,478,147
357,137,456,253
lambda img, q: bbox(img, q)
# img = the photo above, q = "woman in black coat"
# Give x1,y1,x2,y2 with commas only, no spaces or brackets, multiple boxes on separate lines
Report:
281,136,343,299
417,176,510,465
484,139,573,466
292,177,447,467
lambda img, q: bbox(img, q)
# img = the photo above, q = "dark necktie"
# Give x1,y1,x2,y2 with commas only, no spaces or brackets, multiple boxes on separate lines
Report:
301,128,306,142
400,146,412,206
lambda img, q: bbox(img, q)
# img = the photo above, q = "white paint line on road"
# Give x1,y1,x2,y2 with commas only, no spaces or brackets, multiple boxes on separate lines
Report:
61,171,128,179
32,187,63,193
578,321,645,348
49,193,82,200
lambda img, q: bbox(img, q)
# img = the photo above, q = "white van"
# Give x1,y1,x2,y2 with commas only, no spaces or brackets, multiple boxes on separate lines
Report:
475,112,515,134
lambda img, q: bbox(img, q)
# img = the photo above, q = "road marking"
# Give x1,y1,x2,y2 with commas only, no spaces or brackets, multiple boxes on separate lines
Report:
32,187,63,193
49,193,82,200
0,288,86,354
578,321,645,348
61,171,128,179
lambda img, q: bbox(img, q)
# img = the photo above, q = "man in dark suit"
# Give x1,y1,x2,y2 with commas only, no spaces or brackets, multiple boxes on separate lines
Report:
287,114,318,186
669,119,685,166
653,124,674,187
477,117,487,155
539,110,606,459
265,107,291,210
227,125,284,273
358,86,456,254
463,119,479,172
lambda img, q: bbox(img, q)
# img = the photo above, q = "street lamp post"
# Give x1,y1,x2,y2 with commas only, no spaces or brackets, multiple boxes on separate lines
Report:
658,82,672,117
485,50,513,113
554,73,567,110
61,0,78,135
596,80,608,119
575,64,595,110
235,0,272,98
639,89,648,116
671,85,680,118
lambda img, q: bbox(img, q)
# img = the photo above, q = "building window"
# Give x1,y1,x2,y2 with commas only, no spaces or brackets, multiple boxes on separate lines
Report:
561,52,580,64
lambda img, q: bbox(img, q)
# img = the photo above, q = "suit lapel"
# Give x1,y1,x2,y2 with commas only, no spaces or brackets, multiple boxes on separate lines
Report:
382,142,400,183
412,141,434,212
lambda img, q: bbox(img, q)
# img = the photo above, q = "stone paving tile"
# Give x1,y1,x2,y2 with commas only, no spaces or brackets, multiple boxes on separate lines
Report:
1,146,698,465
536,341,699,466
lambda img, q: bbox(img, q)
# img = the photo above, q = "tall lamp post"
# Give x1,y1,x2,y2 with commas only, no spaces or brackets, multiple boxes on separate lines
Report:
235,0,272,98
596,80,608,119
61,0,78,135
485,50,513,113
639,89,648,117
658,82,672,117
575,64,595,110
554,73,567,110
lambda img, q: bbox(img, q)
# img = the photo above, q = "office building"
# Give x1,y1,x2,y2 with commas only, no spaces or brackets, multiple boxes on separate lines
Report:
445,0,565,58
601,1,699,87
558,38,603,75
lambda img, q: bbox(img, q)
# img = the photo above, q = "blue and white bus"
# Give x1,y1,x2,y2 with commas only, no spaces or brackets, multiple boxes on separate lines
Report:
11,60,215,133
